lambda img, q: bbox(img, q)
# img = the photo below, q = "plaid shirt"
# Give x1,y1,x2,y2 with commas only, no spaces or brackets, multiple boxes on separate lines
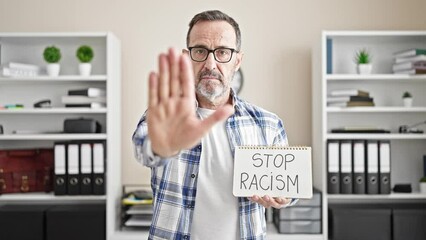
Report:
133,92,296,240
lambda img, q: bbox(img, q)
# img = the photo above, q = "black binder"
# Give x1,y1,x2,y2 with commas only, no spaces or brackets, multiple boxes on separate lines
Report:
93,142,105,195
80,142,93,195
366,140,379,194
67,143,80,195
340,140,353,194
327,140,340,194
54,142,67,195
379,141,391,194
353,140,366,194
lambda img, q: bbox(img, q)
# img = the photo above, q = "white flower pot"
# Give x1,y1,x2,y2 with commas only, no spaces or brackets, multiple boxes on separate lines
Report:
79,63,92,76
357,64,372,75
46,63,60,77
403,97,413,107
420,182,426,194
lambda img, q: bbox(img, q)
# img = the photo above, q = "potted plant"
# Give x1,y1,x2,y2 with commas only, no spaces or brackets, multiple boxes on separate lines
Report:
420,177,426,193
43,46,61,77
402,91,413,107
354,48,372,74
76,45,94,76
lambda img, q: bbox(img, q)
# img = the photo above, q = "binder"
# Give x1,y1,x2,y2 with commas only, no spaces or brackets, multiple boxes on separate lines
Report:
366,140,379,194
352,140,366,194
54,142,67,195
379,141,391,194
67,143,80,195
340,140,353,194
327,140,340,194
80,143,93,195
93,142,105,195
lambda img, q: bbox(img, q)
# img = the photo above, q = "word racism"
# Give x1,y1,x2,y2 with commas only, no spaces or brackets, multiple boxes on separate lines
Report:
240,153,299,193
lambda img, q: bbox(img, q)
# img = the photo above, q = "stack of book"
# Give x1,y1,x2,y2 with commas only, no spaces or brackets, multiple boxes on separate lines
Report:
327,89,374,107
0,62,40,77
122,190,153,229
62,88,106,108
392,48,426,74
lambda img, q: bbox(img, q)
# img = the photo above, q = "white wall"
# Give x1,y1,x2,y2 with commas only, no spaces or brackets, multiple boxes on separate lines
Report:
1,0,425,185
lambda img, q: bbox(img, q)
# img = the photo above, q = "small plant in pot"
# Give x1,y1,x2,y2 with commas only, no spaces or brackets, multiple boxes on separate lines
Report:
354,48,372,74
420,177,426,194
76,45,94,76
43,46,61,77
402,91,413,107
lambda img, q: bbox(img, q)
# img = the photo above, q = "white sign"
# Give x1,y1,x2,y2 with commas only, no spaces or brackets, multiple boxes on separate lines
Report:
233,146,313,198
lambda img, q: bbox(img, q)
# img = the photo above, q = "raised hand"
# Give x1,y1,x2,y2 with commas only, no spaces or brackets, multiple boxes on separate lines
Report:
147,48,234,157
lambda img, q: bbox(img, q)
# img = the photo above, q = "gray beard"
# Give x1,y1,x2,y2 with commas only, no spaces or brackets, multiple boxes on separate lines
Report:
196,80,227,102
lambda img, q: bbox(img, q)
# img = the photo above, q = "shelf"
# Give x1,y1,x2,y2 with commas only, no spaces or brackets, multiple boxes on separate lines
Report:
110,223,324,240
328,192,426,200
326,133,426,140
0,192,106,202
0,108,107,114
0,75,107,83
0,134,107,140
326,74,426,81
327,107,426,113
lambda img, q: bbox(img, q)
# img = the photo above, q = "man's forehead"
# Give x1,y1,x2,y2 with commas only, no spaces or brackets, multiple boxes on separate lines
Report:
189,20,236,47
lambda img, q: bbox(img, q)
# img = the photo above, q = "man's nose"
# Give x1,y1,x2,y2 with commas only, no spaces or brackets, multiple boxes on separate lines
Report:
203,52,217,70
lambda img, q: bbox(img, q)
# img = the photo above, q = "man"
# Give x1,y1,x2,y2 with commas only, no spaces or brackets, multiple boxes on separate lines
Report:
133,10,296,240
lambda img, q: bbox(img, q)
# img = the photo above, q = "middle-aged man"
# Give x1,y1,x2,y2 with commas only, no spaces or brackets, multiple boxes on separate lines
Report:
133,10,297,240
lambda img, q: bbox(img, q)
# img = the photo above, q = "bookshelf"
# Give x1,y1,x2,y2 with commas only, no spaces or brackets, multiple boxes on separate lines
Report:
312,31,426,239
0,32,121,240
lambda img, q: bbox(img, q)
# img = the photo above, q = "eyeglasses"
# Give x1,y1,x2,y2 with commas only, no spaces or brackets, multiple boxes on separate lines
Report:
188,47,238,63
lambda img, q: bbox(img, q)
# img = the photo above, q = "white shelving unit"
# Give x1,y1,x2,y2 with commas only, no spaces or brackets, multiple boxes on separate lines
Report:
312,31,426,239
0,32,121,240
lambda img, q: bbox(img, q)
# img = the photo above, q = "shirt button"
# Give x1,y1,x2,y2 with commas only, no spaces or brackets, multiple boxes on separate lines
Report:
183,235,189,239
191,174,196,178
197,145,201,150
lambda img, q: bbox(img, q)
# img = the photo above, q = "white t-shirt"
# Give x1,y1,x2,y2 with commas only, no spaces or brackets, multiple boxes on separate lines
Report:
190,107,239,240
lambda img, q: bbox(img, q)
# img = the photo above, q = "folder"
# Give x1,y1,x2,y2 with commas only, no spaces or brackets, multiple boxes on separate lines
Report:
54,142,67,195
93,142,105,195
352,140,366,194
327,140,340,194
80,143,93,195
379,141,391,194
340,140,353,194
67,143,80,195
366,140,379,194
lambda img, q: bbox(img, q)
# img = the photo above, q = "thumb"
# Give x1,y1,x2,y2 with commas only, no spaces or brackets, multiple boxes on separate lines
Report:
199,104,234,132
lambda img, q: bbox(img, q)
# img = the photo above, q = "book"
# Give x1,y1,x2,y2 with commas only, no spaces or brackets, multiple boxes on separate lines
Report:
329,89,369,97
392,60,426,72
327,96,373,103
1,67,39,77
61,95,106,104
331,127,390,133
394,49,426,58
393,67,426,75
5,62,41,71
65,103,106,108
68,88,106,97
328,101,375,107
395,54,426,64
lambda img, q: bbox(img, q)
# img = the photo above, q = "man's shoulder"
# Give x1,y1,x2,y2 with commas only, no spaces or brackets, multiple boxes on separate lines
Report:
235,97,281,121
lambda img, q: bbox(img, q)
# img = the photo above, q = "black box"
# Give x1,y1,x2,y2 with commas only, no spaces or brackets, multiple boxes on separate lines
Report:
64,118,101,133
393,204,426,240
46,204,105,240
0,205,50,240
329,204,391,240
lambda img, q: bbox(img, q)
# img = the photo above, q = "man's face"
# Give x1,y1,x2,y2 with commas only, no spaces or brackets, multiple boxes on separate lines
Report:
188,20,242,103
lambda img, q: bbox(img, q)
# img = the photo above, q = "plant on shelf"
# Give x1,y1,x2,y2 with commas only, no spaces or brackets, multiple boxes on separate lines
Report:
76,45,94,76
402,91,413,107
43,46,61,77
420,176,426,194
354,48,372,75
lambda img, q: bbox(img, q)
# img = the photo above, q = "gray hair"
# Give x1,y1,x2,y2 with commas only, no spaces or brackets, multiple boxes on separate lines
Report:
186,10,241,51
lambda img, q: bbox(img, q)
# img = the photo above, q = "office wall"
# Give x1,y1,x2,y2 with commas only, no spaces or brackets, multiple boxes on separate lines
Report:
1,0,425,185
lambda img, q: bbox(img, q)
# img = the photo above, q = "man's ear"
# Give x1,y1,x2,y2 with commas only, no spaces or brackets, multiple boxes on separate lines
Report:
235,51,244,72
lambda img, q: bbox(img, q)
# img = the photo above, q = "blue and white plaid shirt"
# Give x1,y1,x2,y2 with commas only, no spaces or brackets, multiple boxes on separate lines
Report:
133,92,297,240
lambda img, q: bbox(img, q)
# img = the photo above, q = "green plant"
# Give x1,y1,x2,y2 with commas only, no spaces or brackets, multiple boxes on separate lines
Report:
76,45,94,63
420,177,426,182
402,91,412,98
43,46,61,63
354,49,371,64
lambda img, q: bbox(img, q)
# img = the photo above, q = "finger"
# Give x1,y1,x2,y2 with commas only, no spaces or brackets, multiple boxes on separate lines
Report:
199,104,234,133
148,72,159,107
169,48,180,97
249,195,269,208
180,53,195,99
158,53,170,103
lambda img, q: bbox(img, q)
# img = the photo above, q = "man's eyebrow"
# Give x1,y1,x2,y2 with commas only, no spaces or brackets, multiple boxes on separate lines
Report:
189,44,234,49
